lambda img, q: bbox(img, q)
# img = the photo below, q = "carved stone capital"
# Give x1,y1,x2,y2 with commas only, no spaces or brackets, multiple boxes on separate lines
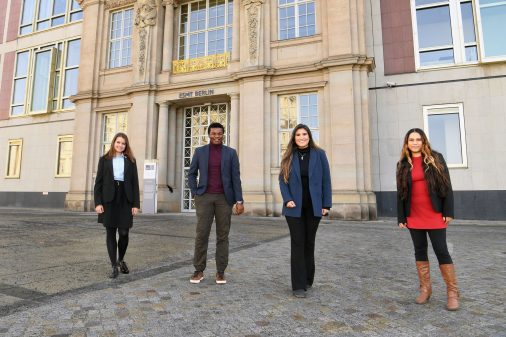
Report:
242,0,265,9
162,0,178,7
104,0,136,9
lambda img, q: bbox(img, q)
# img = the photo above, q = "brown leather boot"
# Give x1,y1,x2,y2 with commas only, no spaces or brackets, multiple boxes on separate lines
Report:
439,264,459,311
415,261,432,304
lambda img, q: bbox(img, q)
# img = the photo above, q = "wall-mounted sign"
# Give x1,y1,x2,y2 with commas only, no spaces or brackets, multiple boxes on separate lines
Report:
179,89,215,99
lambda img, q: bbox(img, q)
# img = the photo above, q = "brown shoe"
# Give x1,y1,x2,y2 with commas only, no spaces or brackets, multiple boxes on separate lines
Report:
439,264,460,311
215,272,226,284
190,271,204,284
415,261,432,304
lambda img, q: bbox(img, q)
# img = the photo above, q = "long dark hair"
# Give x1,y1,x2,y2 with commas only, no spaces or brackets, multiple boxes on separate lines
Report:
396,128,450,200
104,132,136,162
280,124,319,183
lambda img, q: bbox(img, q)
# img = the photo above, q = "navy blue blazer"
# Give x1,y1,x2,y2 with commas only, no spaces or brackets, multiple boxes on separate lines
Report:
279,148,332,217
188,144,243,206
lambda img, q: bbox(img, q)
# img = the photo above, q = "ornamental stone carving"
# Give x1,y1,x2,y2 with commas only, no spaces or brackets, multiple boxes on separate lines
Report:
135,0,158,75
104,0,137,9
243,0,264,63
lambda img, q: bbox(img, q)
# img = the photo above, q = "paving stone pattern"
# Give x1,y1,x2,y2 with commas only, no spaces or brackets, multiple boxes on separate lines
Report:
0,209,505,336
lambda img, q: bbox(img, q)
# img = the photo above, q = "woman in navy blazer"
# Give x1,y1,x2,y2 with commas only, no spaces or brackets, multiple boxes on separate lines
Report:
94,132,140,278
279,124,332,298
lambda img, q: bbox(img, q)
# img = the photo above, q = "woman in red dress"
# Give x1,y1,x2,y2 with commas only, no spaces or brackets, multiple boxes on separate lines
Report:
396,128,459,311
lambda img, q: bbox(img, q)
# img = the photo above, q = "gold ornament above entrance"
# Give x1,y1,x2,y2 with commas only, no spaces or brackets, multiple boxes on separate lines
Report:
172,52,230,74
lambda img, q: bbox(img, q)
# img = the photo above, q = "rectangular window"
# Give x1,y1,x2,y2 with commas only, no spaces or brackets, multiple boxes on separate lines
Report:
56,135,73,177
279,93,318,161
30,49,55,113
10,39,81,116
278,0,316,40
102,112,128,155
109,8,133,68
412,0,506,67
178,0,233,60
19,0,83,35
6,139,23,178
423,103,467,167
476,0,506,59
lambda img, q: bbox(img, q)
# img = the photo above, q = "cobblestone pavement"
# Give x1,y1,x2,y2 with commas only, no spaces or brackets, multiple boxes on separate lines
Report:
0,208,505,336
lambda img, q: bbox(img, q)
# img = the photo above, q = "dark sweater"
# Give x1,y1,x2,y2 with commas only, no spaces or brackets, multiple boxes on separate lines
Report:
297,147,312,209
206,143,224,194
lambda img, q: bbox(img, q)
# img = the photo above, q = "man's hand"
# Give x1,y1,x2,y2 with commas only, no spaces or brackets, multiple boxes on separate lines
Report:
95,205,104,214
235,203,245,215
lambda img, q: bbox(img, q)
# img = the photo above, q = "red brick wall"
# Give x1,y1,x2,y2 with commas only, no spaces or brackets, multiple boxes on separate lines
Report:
380,0,416,75
0,52,15,120
7,0,22,42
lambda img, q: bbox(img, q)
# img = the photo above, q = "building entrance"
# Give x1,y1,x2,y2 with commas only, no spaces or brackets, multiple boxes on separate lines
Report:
182,103,229,211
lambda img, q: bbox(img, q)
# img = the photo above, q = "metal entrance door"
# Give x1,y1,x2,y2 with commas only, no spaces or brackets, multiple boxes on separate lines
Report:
182,103,229,211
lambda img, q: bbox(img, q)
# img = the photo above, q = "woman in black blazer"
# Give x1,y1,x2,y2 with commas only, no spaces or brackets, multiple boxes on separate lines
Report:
94,132,140,278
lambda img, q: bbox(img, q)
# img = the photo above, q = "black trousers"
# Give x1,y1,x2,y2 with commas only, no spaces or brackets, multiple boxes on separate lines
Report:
409,228,453,265
285,206,321,291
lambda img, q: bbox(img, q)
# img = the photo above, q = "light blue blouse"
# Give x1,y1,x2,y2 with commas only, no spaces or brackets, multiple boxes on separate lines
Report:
112,155,125,181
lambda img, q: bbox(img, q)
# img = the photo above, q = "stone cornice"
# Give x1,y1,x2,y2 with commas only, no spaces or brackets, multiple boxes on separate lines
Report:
317,55,375,72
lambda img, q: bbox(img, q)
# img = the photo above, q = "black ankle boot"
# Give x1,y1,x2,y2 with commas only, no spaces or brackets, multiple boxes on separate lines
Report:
118,260,129,274
109,264,119,278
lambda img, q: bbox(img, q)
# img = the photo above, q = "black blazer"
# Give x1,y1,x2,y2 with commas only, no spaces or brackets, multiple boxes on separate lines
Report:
396,153,454,224
94,155,140,208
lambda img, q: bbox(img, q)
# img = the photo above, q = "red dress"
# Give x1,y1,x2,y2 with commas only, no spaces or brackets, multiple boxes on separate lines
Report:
406,156,446,229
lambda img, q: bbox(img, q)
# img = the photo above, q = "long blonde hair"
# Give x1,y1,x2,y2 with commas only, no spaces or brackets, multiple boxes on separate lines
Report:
280,124,319,183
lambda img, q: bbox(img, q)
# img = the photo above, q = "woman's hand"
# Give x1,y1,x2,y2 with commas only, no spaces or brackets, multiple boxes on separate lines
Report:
95,205,104,214
132,207,139,216
398,223,407,228
286,201,296,208
321,209,329,216
443,216,453,225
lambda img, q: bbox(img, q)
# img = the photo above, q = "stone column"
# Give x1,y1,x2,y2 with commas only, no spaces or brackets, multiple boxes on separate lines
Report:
162,0,175,72
229,93,240,150
232,0,240,61
167,105,177,187
157,102,169,186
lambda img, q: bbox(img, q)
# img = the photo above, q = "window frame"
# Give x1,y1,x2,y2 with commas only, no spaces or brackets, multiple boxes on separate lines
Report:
19,0,83,36
277,0,317,41
177,0,233,60
278,92,319,163
5,139,23,179
101,112,128,155
29,47,57,114
411,0,506,69
55,135,74,178
423,103,468,168
10,38,81,117
108,7,134,69
474,0,506,62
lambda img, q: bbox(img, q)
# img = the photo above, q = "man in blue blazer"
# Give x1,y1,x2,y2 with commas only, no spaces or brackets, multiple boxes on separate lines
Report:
188,122,244,285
